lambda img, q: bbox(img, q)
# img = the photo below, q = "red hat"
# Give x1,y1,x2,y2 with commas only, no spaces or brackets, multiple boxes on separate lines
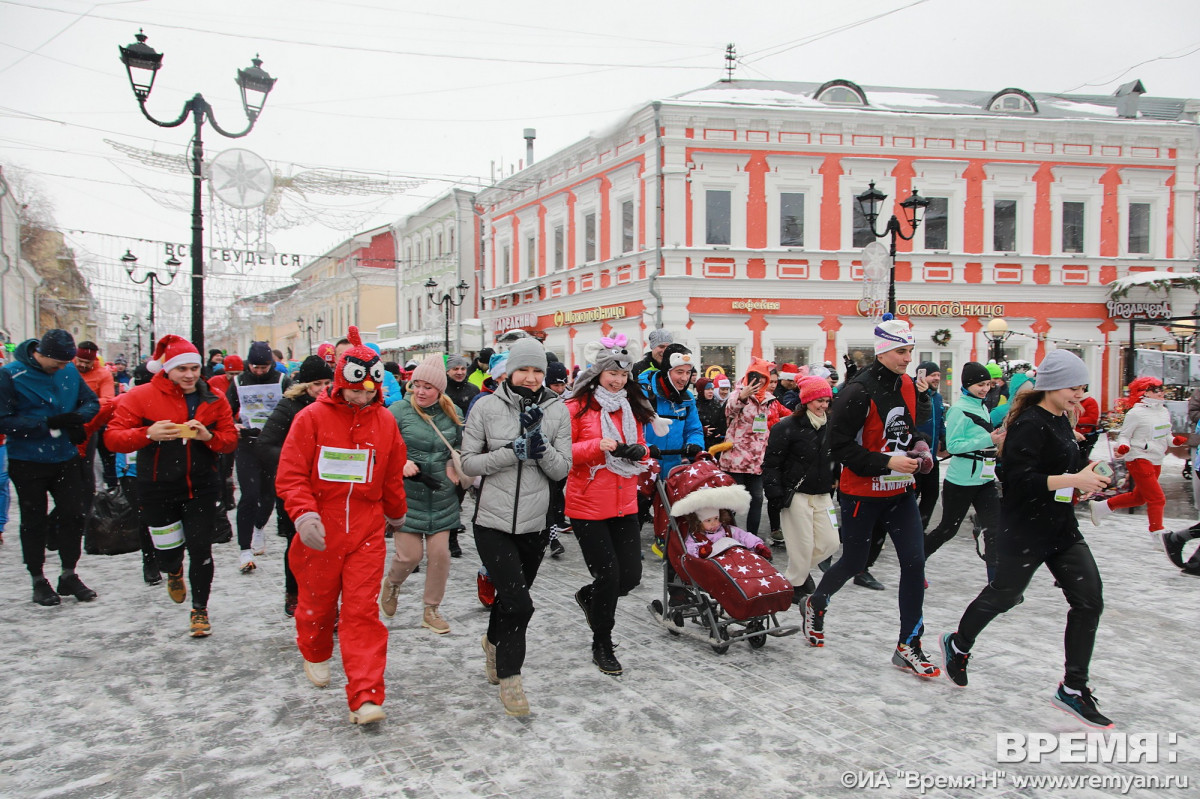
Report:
146,335,201,374
222,354,244,372
666,458,751,519
334,326,384,401
779,363,801,381
316,341,336,365
798,376,833,405
1128,375,1163,407
742,356,775,401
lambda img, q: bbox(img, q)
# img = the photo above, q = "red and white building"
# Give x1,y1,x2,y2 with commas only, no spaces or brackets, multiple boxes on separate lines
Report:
475,79,1200,407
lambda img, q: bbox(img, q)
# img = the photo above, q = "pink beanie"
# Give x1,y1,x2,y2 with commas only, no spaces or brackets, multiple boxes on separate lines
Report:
410,354,448,393
798,376,833,405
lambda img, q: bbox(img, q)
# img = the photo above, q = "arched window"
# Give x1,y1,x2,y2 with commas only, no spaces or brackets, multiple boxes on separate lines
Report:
986,89,1038,114
814,79,867,106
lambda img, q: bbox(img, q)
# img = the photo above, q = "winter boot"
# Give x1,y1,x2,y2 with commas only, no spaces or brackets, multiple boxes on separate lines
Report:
189,608,211,637
1089,498,1113,526
481,634,499,685
349,702,386,725
1051,683,1113,729
770,529,785,547
56,573,98,602
940,632,970,687
574,585,594,630
32,577,61,606
892,641,940,678
499,675,530,716
1161,531,1186,568
802,596,825,647
422,604,450,634
448,529,462,558
142,553,162,585
303,658,331,688
166,570,187,604
592,641,623,676
379,574,400,619
284,593,298,618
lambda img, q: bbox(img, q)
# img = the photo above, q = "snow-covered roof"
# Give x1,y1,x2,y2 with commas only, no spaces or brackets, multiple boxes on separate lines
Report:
1109,271,1200,298
667,80,1197,122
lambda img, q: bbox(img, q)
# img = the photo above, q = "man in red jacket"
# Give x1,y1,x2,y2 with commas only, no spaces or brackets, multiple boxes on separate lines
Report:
275,327,408,726
104,335,238,637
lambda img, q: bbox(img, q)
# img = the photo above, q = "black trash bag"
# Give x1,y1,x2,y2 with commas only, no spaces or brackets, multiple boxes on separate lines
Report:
84,486,142,556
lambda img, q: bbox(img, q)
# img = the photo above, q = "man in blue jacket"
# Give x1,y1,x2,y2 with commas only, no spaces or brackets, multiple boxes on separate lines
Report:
914,361,947,529
0,329,100,605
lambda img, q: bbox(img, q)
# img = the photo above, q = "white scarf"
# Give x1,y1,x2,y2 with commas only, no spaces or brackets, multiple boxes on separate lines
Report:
807,409,827,429
592,385,647,479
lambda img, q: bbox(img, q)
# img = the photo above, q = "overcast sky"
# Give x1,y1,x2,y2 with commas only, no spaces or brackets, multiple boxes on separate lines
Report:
2,0,1199,331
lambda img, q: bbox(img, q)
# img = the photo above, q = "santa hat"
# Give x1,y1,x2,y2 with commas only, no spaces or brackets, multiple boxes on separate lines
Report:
1127,375,1163,407
779,363,801,381
333,326,385,402
874,313,916,355
798,376,833,405
715,375,731,389
666,458,752,520
146,335,202,374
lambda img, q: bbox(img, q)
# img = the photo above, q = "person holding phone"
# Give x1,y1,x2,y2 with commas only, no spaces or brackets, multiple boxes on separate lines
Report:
940,350,1114,728
718,358,777,537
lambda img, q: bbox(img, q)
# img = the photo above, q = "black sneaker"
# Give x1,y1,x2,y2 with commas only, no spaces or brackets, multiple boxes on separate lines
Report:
802,597,825,647
575,586,594,630
56,574,97,602
818,557,832,572
1182,561,1200,577
549,537,566,559
1051,683,1113,729
32,578,61,606
284,593,298,618
1161,531,1186,568
143,555,162,586
448,530,463,559
853,571,885,590
592,641,623,676
940,632,970,687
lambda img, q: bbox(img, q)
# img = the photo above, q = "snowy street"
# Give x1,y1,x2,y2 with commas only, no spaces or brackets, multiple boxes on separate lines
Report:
2,457,1198,798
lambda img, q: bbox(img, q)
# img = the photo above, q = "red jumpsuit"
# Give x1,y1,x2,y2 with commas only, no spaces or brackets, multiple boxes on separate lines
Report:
275,390,407,711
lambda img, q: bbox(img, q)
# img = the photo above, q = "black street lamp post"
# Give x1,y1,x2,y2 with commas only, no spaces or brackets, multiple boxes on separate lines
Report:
122,314,148,362
118,29,276,355
985,317,1014,366
425,278,470,357
297,315,323,354
122,249,179,348
856,181,930,316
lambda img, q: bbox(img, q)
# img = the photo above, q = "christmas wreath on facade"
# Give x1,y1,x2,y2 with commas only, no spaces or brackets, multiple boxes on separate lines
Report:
931,328,952,346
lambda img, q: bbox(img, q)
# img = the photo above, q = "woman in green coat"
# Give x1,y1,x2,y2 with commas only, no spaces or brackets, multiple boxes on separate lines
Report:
924,362,1007,580
380,356,463,634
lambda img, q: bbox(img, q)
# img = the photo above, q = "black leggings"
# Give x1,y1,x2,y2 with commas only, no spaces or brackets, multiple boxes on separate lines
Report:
914,458,941,529
140,493,219,610
276,497,298,596
730,472,764,535
572,515,642,646
812,492,927,645
11,458,87,578
235,443,275,549
956,540,1103,690
925,481,1000,574
474,525,550,679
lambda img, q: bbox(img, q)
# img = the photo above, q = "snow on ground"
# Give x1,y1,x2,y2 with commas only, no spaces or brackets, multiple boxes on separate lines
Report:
1,458,1198,798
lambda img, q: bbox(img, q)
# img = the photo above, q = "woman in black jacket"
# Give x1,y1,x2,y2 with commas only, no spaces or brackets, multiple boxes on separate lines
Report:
256,355,333,617
762,377,840,602
694,377,727,451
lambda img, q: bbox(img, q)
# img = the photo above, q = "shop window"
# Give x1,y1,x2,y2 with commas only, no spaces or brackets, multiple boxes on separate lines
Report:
852,202,875,248
700,345,736,380
622,200,635,253
924,197,948,250
1062,202,1085,253
584,213,596,262
553,226,564,271
780,192,804,246
846,342,876,369
993,199,1017,251
706,190,731,245
1128,203,1151,254
773,346,809,369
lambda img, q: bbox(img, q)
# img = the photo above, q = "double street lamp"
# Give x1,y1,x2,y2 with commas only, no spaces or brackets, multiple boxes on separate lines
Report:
122,249,179,347
297,315,323,354
424,277,470,357
118,29,276,355
122,313,148,362
856,181,930,316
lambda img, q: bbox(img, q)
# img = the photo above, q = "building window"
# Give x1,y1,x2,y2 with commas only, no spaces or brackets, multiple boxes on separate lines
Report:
924,197,948,250
554,225,564,271
1129,203,1151,254
435,233,443,257
780,192,804,246
772,346,809,368
448,228,455,252
988,93,1036,114
501,245,510,282
706,190,731,245
584,212,596,262
993,199,1017,252
700,345,736,378
621,200,634,254
852,201,875,248
526,236,536,279
416,242,422,263
1062,201,1085,253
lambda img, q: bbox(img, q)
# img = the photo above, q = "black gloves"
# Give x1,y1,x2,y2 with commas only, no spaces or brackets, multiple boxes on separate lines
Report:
406,471,443,491
512,430,546,461
682,443,704,458
647,445,662,459
65,425,88,445
842,354,858,381
612,443,647,461
46,412,84,429
519,406,543,431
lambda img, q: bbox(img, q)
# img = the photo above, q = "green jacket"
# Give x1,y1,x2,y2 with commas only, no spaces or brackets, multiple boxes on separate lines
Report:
945,392,997,487
390,398,464,535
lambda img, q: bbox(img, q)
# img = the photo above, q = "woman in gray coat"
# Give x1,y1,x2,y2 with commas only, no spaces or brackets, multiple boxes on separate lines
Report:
379,356,463,634
461,338,571,716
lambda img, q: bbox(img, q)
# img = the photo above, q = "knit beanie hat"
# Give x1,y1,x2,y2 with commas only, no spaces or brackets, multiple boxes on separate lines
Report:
383,362,400,376
546,361,569,385
75,341,99,359
477,347,495,367
38,329,76,361
147,334,201,374
798,376,833,405
223,354,244,373
695,376,712,393
505,338,547,374
960,361,991,389
916,360,940,377
411,354,448,393
985,362,1004,379
1033,349,1089,392
246,341,273,365
488,353,509,380
874,313,916,355
446,355,471,371
296,354,334,384
333,326,385,401
648,329,674,349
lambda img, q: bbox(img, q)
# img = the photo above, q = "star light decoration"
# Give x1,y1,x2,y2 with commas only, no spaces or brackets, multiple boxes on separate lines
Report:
209,148,273,209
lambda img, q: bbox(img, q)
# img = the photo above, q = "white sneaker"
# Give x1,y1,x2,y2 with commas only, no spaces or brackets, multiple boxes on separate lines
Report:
349,701,386,725
303,659,331,688
1089,499,1113,526
238,549,256,574
251,527,266,556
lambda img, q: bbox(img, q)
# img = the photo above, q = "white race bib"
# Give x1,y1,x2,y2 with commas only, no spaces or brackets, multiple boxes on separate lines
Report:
873,450,915,491
1153,424,1170,440
826,506,840,529
981,458,997,480
1053,486,1074,504
236,381,283,430
149,520,184,550
317,446,373,483
751,414,768,435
